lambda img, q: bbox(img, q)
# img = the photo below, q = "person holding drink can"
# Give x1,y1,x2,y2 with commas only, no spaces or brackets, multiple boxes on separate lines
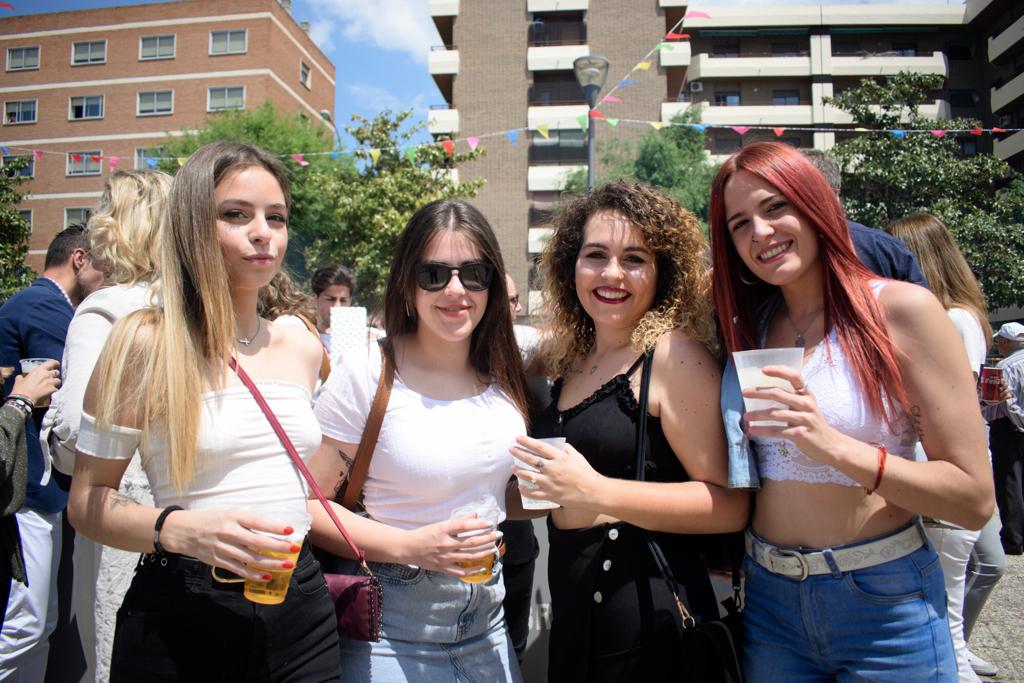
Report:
308,199,530,681
712,142,993,680
66,142,341,681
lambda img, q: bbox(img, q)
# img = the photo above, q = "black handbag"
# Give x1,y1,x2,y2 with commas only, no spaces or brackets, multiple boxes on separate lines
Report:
633,351,745,683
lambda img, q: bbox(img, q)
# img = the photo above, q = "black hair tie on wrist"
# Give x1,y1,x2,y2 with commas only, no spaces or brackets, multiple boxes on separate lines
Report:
153,505,183,555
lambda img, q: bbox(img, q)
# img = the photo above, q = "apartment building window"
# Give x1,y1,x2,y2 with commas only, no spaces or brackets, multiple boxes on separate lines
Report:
714,90,740,106
18,210,31,233
946,42,974,60
208,86,245,111
70,95,104,120
528,12,586,47
6,46,39,71
140,35,175,60
529,71,584,105
771,42,800,57
958,137,978,157
771,89,800,105
529,130,586,164
72,40,106,65
210,30,247,55
713,134,742,153
713,42,740,57
2,155,33,178
66,151,102,177
948,89,979,107
300,61,311,89
4,100,37,125
138,90,173,116
135,147,163,169
833,41,860,56
65,208,93,227
892,42,917,57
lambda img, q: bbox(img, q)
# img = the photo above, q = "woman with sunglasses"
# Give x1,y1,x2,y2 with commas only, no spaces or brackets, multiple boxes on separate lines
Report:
712,142,992,679
309,199,530,681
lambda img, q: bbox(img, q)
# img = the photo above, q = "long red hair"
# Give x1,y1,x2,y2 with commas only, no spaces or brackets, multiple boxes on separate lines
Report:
710,142,910,425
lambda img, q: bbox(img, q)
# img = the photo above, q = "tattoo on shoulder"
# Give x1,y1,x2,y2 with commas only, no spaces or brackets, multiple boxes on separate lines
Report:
109,492,133,510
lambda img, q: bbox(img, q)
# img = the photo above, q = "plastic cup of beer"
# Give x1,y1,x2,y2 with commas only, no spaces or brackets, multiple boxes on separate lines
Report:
244,506,311,605
450,495,500,584
19,358,57,408
980,366,1004,404
513,437,564,511
733,348,805,427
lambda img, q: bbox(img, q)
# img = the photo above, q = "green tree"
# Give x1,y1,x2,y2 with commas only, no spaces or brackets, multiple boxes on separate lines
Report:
564,108,717,221
0,158,35,304
825,72,1024,309
302,110,484,305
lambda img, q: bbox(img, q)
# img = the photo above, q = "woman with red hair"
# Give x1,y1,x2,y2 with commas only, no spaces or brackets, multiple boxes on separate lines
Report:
711,142,992,679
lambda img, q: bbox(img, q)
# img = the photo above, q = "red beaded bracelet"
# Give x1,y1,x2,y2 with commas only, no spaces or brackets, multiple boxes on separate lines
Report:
864,444,888,495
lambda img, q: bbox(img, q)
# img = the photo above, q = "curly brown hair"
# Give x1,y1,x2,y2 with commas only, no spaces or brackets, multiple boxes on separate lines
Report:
259,270,317,322
540,180,717,376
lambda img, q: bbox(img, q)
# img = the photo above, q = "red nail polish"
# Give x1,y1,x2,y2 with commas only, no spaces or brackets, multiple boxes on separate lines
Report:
282,560,294,569
262,574,272,581
283,526,294,535
289,544,301,553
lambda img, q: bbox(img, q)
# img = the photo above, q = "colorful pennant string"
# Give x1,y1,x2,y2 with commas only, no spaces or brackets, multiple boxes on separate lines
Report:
291,153,309,166
507,130,519,145
635,61,652,71
536,124,550,140
467,136,480,151
369,148,381,165
607,119,619,128
441,140,454,157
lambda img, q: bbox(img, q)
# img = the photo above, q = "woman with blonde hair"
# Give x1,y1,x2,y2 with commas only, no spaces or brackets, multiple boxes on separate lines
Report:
67,142,339,680
887,211,1004,681
43,169,170,681
514,180,749,681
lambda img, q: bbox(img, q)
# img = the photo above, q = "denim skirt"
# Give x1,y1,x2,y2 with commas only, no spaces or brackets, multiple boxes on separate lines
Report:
334,557,521,682
742,523,956,681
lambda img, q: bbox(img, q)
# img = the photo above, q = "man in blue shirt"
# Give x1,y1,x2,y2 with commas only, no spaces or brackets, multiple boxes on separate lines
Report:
0,225,103,680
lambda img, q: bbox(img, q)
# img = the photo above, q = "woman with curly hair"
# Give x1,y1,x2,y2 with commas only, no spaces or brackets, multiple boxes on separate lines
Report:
513,180,749,681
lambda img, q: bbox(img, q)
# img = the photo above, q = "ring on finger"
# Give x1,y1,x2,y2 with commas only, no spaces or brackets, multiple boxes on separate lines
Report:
794,385,808,395
535,459,544,470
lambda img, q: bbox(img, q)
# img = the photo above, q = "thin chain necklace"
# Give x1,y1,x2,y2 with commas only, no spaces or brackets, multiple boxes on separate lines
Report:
237,317,261,346
783,305,822,348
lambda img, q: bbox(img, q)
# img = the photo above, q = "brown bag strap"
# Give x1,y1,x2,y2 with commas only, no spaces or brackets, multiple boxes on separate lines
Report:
295,313,332,384
340,340,395,510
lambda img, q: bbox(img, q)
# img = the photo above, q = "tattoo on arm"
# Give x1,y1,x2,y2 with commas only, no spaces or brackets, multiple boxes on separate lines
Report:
109,492,133,510
332,448,355,500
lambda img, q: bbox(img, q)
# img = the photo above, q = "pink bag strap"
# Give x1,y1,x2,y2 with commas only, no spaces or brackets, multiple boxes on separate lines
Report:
229,358,370,570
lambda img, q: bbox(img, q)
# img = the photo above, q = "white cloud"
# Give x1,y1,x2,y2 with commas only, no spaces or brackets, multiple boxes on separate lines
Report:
306,0,440,65
347,83,429,118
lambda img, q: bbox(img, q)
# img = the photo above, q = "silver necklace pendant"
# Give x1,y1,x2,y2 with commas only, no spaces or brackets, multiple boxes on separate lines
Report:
237,336,254,346
794,335,805,348
236,317,260,346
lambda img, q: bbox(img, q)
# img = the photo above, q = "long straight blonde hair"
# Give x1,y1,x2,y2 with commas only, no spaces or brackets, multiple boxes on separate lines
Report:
885,212,992,341
94,142,291,490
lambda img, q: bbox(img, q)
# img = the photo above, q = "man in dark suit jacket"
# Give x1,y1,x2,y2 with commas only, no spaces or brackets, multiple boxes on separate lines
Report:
0,225,103,679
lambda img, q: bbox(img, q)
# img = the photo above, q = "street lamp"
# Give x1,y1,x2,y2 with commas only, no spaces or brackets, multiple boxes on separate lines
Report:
320,109,342,149
573,55,609,189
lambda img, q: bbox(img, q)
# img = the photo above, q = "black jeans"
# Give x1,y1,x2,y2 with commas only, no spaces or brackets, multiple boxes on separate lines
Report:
110,544,340,682
991,418,1024,550
499,520,538,661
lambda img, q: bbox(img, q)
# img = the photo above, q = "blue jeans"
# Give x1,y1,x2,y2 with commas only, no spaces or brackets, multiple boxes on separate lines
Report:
743,531,956,681
335,558,521,682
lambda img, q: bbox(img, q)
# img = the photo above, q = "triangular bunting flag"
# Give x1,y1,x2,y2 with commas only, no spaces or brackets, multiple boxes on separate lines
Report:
403,146,416,163
690,123,707,132
616,78,640,88
993,127,1006,133
89,155,102,162
930,130,946,138
441,140,454,157
177,158,186,167
0,147,8,156
890,130,906,139
772,128,786,137
537,124,550,140
369,148,381,166
576,115,589,130
606,118,619,128
650,121,664,130
654,44,673,52
507,130,519,145
146,158,158,168
109,155,120,170
970,126,984,136
665,32,690,40
330,151,341,159
32,150,42,161
589,110,607,119
467,136,480,152
731,126,750,136
602,95,622,103
854,127,869,132
70,154,82,162
635,61,652,71
684,10,712,19
291,153,309,166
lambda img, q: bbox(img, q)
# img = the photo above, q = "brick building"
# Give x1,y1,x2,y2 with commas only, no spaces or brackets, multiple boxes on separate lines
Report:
427,0,1023,311
0,0,335,272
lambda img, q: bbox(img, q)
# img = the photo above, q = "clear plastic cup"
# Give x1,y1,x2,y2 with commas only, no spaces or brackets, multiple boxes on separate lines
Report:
732,348,804,427
513,437,564,510
449,495,500,584
243,506,312,605
19,358,57,407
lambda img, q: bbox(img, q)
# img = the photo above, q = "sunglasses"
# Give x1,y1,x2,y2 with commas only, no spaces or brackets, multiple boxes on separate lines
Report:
415,261,495,292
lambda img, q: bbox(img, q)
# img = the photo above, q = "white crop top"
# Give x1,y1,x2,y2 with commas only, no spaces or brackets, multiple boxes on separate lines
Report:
752,284,918,487
77,381,318,516
314,345,526,531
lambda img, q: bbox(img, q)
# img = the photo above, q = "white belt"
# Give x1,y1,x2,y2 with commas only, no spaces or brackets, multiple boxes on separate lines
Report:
745,524,925,581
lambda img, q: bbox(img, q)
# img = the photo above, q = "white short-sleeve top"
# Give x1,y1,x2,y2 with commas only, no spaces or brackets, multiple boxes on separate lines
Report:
314,345,526,530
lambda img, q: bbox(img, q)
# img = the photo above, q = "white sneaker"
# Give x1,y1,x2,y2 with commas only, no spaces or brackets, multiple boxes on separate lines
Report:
967,650,999,677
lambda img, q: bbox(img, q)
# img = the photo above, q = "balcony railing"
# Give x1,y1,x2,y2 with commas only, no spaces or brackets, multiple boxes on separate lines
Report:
528,145,588,165
528,82,585,106
528,22,586,47
529,205,555,227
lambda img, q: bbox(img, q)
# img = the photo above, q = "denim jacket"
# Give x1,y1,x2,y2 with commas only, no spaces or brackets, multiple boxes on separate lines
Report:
721,295,782,490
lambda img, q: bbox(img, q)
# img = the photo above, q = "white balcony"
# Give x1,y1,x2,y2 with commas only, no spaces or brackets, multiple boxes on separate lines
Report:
686,54,811,80
429,0,458,16
659,0,688,6
830,51,947,78
528,0,587,10
995,130,1024,164
528,104,588,130
427,108,459,134
825,99,950,124
528,164,585,191
528,44,589,71
992,70,1024,115
660,42,691,68
990,14,1024,63
528,228,553,253
684,4,963,28
664,102,814,126
428,48,459,75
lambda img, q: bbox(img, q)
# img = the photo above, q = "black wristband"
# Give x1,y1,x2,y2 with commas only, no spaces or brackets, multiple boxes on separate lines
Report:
153,505,183,555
